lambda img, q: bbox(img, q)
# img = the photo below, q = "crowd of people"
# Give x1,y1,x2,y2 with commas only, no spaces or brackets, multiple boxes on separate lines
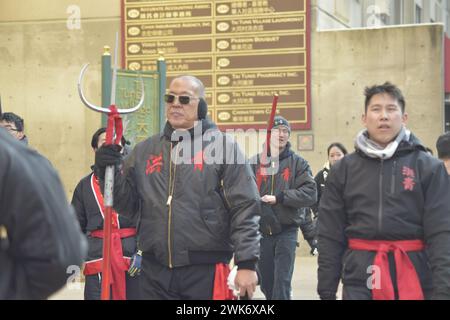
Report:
1,78,450,300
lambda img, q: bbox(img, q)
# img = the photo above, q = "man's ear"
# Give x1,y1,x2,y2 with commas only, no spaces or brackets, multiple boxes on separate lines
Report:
197,98,208,119
361,113,367,128
402,112,408,125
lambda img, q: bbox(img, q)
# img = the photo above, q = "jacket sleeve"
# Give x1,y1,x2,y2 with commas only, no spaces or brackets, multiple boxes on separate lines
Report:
277,157,317,208
310,171,323,216
1,147,87,299
249,155,258,176
112,147,141,219
299,208,317,242
222,141,261,270
422,161,450,300
317,159,347,300
71,180,87,234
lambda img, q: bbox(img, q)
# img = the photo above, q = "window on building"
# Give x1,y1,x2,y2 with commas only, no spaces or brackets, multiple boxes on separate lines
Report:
416,4,422,23
447,14,450,34
436,3,442,22
393,0,403,24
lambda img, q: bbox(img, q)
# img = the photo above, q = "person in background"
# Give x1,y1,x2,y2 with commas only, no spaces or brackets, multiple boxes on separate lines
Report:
311,142,348,218
0,112,28,145
71,127,141,300
436,132,450,175
251,115,317,300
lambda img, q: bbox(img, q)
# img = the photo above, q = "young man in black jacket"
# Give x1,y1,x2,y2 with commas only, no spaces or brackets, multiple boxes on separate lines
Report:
251,116,317,300
317,82,450,300
95,75,260,299
0,123,87,299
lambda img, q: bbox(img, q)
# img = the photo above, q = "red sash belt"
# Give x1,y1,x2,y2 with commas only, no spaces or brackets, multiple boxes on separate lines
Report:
84,228,136,300
213,263,235,300
348,238,425,300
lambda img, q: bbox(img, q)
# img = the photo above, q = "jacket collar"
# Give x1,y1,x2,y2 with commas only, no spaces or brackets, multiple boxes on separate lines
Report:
278,142,294,161
162,119,216,142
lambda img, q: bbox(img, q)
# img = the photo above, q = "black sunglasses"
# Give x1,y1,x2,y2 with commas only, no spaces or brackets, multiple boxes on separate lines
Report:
164,94,198,105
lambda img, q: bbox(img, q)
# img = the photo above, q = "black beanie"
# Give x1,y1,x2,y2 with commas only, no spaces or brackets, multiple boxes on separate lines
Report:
273,115,291,133
91,127,107,149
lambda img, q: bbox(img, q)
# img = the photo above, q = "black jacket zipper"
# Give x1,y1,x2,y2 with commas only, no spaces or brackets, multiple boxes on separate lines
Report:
378,159,384,234
391,160,397,194
167,142,179,268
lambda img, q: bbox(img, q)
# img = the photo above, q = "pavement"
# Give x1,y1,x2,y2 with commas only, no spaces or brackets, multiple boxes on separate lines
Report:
49,255,333,300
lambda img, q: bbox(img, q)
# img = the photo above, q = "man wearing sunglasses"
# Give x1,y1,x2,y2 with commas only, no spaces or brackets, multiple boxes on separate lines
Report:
95,75,260,300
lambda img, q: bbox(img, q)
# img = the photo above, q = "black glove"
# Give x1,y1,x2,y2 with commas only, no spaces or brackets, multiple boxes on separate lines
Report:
95,144,123,179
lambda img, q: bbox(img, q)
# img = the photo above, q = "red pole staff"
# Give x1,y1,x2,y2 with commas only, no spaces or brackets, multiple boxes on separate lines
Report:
256,94,279,189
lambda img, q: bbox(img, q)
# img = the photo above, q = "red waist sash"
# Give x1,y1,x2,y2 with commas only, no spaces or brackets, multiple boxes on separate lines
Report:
84,228,136,300
348,239,425,300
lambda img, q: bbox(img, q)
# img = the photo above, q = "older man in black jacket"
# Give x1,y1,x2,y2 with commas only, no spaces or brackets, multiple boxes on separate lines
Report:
317,82,450,300
95,75,260,300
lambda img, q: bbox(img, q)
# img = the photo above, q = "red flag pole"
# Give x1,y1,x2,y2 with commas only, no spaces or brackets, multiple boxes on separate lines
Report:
101,32,121,301
256,94,278,189
101,199,113,300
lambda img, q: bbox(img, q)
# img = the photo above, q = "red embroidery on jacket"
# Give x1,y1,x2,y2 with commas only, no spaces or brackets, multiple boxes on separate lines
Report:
192,150,204,172
256,166,268,190
146,153,163,175
402,166,415,179
401,166,415,191
282,167,290,182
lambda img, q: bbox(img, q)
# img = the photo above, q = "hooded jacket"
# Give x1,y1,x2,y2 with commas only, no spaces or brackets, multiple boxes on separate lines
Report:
250,142,317,233
111,119,261,270
311,162,330,217
317,132,450,300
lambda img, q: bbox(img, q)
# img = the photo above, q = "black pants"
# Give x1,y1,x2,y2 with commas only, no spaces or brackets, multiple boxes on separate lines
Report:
342,285,433,300
140,254,216,300
84,272,141,300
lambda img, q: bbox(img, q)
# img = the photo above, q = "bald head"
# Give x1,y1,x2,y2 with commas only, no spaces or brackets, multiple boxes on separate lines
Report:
171,75,205,98
166,75,207,129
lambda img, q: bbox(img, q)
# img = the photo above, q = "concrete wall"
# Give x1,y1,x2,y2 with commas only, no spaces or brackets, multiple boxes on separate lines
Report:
0,1,120,197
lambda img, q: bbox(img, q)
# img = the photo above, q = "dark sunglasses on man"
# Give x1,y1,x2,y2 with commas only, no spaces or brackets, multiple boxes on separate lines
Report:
164,94,198,105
